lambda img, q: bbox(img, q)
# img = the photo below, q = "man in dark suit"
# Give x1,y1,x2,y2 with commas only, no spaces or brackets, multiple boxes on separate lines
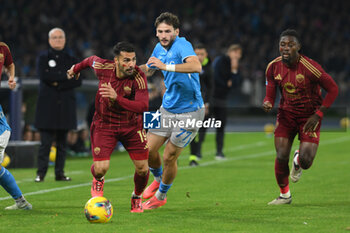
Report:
212,44,242,160
34,28,81,182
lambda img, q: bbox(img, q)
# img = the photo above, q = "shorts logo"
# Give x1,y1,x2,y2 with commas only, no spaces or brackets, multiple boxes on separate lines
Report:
94,147,101,155
143,110,161,129
296,74,305,83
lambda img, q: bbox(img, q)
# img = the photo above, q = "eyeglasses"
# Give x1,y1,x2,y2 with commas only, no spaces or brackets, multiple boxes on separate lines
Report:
50,36,65,40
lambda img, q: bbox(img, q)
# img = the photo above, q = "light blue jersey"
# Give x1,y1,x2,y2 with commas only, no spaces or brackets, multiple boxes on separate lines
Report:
0,105,11,135
150,36,203,113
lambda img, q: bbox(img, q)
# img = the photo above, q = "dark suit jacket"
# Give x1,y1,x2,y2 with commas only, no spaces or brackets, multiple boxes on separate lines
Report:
34,48,82,130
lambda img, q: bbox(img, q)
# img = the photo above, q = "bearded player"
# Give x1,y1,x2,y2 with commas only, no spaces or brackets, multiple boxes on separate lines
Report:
67,42,149,213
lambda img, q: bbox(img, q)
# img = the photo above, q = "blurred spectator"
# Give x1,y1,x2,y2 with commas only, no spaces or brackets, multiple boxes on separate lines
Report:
66,129,89,157
0,0,348,105
189,44,213,166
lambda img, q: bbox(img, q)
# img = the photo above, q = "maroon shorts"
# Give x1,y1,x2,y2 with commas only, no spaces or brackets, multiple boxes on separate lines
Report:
274,110,321,144
90,121,149,161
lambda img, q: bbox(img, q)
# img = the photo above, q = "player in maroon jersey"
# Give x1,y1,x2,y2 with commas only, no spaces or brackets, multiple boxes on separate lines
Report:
67,42,149,213
262,29,338,205
0,42,16,89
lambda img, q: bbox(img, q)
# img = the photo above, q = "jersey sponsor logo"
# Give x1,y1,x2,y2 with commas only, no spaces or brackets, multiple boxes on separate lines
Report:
296,74,305,83
0,53,3,63
94,147,101,155
124,86,131,95
274,74,282,80
143,111,161,129
284,82,296,93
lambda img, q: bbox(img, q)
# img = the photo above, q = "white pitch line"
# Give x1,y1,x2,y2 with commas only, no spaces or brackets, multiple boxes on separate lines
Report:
16,171,85,184
0,136,348,201
178,140,268,160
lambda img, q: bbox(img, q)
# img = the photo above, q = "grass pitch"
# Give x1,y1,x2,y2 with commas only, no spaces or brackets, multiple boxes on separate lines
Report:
0,131,349,233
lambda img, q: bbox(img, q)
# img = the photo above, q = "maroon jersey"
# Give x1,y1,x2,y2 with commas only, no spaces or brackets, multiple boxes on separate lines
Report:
74,55,148,128
0,42,13,77
264,55,338,116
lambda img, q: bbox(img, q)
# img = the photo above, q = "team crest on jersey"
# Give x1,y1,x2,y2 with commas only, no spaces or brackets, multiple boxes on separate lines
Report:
124,86,131,95
0,53,3,62
284,82,296,93
296,74,305,83
94,147,101,155
274,74,282,80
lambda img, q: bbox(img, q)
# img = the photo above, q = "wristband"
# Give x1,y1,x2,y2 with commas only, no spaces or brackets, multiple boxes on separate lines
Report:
166,64,176,72
315,110,323,119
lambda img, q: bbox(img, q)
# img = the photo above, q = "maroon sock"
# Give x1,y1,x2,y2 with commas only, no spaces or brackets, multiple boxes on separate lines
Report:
274,158,290,194
91,164,96,177
134,171,149,196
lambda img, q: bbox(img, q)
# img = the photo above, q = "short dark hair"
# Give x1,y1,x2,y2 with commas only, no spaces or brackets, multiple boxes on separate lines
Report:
113,41,135,56
155,12,180,29
280,29,301,44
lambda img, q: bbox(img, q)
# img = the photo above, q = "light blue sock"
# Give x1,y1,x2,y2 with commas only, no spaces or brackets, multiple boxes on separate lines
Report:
155,181,172,200
159,181,172,194
0,166,22,199
149,166,163,182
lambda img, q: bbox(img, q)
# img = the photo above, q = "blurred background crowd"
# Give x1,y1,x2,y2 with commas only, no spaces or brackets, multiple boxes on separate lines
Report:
0,0,349,147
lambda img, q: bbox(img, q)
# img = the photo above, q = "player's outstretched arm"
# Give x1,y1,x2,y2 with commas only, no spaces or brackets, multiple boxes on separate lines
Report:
67,65,80,80
147,56,201,73
262,101,273,112
139,64,156,77
5,63,16,90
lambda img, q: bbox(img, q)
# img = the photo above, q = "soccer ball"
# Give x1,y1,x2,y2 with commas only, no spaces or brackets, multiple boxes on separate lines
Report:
84,197,113,223
340,117,349,129
264,123,275,136
49,146,56,162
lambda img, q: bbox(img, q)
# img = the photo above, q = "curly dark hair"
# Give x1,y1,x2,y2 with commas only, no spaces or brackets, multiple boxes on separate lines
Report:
154,12,180,29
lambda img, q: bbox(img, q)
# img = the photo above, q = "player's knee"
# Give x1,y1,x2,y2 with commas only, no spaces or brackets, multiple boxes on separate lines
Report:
136,168,149,176
299,155,313,169
275,147,290,161
276,153,289,162
163,155,177,166
135,163,148,176
94,165,108,177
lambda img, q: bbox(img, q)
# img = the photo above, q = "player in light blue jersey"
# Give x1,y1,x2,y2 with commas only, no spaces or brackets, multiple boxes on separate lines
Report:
0,42,32,210
140,12,204,209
